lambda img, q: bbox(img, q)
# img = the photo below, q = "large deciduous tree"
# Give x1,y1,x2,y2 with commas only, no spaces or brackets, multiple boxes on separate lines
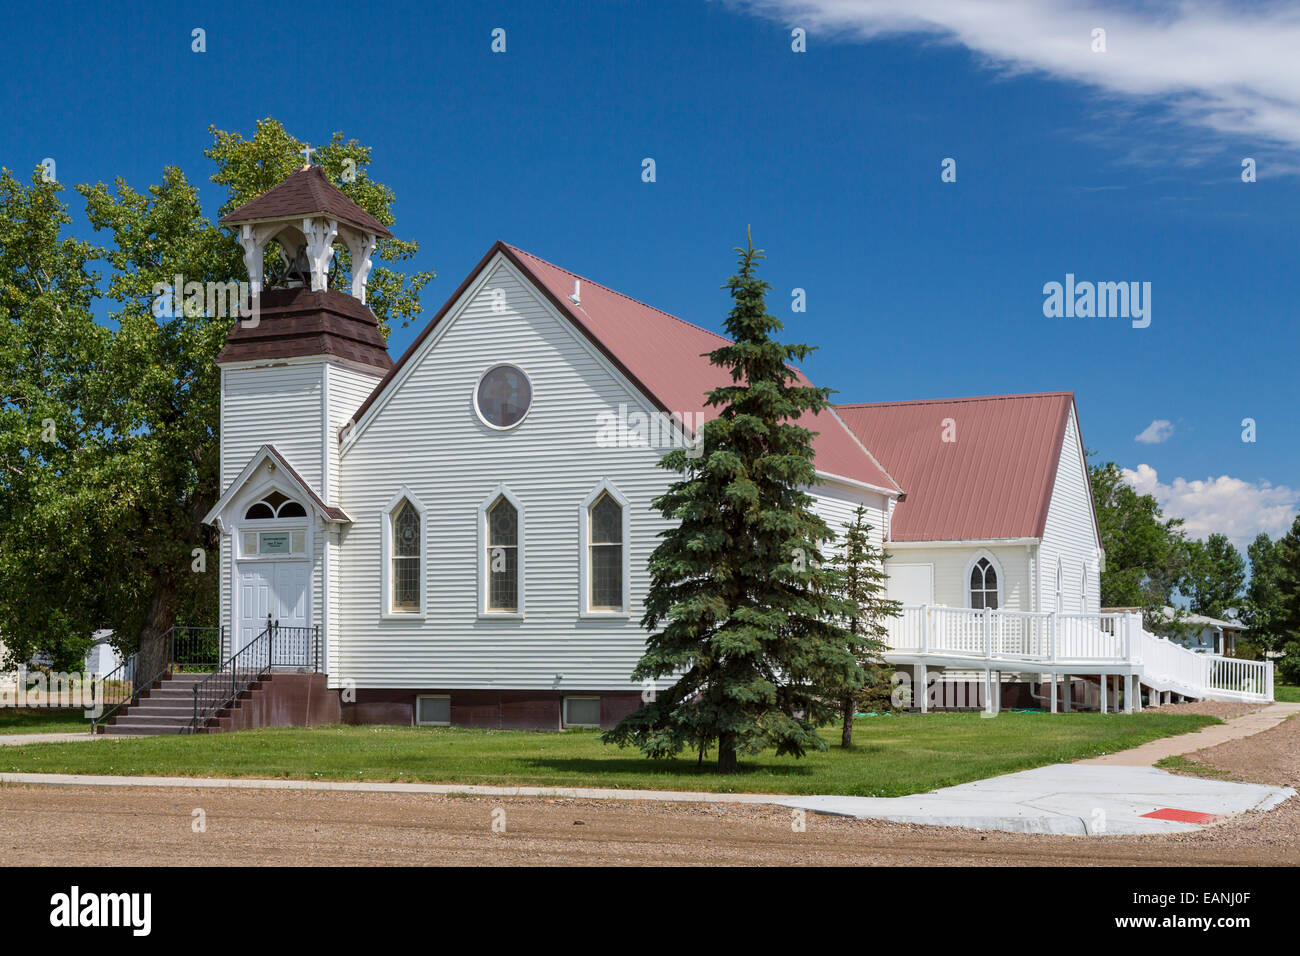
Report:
0,118,433,676
1185,533,1246,620
603,233,860,772
0,171,109,671
1089,459,1189,627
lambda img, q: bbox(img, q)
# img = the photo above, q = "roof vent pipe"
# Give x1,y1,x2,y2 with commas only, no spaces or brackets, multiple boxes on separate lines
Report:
568,280,581,306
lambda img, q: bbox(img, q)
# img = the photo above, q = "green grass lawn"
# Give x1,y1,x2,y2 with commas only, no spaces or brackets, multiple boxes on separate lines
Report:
0,708,92,735
1274,684,1300,703
0,711,1218,797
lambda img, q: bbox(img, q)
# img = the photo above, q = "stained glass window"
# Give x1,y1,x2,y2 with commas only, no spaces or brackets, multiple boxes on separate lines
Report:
589,493,623,610
392,501,421,612
487,497,518,611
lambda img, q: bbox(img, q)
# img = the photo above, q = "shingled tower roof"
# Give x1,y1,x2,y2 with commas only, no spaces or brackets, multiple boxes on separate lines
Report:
217,164,394,370
217,288,393,371
220,165,393,238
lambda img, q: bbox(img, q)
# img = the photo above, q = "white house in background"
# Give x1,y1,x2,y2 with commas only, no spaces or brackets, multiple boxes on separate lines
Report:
2,629,122,684
1100,606,1247,656
83,630,124,679
1163,608,1247,656
201,166,1268,733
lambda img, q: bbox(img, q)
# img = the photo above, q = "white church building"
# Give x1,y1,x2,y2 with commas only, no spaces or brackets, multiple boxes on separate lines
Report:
198,167,1271,732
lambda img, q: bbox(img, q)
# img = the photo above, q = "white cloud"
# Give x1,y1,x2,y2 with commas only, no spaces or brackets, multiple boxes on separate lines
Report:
733,1,1300,156
1135,419,1174,444
1121,464,1298,548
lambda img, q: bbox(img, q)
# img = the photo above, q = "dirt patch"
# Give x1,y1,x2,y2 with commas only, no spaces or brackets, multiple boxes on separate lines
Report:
1152,700,1269,720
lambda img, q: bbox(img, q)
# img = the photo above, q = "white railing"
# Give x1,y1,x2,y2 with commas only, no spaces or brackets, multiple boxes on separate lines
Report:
1209,655,1273,701
883,605,1273,702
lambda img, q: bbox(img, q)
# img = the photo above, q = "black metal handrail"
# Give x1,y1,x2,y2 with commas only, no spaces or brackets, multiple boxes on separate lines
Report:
190,623,273,734
92,625,225,730
92,651,140,729
188,620,320,733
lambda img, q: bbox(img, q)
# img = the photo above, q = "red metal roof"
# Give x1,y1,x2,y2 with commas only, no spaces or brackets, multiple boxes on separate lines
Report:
836,393,1076,541
350,242,901,493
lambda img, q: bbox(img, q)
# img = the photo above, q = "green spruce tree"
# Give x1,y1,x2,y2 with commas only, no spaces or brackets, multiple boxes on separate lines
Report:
603,231,861,772
825,505,900,748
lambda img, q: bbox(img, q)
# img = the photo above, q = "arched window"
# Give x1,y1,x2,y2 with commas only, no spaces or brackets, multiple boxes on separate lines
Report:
244,491,307,520
1080,567,1088,611
1055,559,1064,612
391,500,421,613
486,496,519,612
969,557,999,610
588,493,624,611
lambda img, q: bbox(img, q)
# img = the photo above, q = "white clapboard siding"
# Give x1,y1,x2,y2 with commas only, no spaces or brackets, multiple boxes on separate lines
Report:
325,363,384,506
884,544,1033,610
220,362,324,492
218,531,232,646
335,258,678,690
218,359,373,661
1037,406,1101,614
334,254,887,691
809,480,888,558
218,362,323,650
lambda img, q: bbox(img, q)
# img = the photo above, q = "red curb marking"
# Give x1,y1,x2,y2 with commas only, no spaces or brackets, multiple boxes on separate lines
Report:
1141,808,1221,824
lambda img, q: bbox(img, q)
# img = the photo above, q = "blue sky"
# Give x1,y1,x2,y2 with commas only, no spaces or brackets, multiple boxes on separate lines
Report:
2,0,1296,548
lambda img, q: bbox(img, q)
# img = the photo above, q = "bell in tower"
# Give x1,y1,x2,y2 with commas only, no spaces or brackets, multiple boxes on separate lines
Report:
214,159,394,372
218,158,392,304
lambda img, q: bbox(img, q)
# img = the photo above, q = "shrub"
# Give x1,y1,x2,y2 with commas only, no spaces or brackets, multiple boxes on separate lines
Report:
1278,642,1300,686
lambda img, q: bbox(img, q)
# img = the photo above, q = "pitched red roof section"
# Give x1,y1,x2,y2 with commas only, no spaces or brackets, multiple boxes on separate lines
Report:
219,165,393,238
348,241,901,494
836,393,1076,541
507,245,900,491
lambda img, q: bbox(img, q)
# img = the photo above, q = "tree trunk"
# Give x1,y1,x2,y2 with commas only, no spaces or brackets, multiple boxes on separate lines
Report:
717,734,738,773
136,583,178,684
841,694,855,748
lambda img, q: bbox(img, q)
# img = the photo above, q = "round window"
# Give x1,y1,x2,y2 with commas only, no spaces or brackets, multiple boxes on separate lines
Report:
475,364,531,429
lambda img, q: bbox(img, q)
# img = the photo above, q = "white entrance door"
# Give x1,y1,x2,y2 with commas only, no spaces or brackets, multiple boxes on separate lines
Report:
236,562,310,665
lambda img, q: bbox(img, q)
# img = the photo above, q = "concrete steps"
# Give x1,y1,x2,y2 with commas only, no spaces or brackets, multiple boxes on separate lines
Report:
100,673,212,735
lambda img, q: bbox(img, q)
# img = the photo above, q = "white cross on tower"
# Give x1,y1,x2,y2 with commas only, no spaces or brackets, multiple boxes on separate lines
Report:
300,144,315,168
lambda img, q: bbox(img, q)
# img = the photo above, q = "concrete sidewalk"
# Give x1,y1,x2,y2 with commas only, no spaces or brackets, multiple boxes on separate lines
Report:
779,764,1295,835
1081,701,1299,766
0,732,100,746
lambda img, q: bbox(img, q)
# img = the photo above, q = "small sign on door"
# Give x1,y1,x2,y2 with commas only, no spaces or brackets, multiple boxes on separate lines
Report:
259,532,292,555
